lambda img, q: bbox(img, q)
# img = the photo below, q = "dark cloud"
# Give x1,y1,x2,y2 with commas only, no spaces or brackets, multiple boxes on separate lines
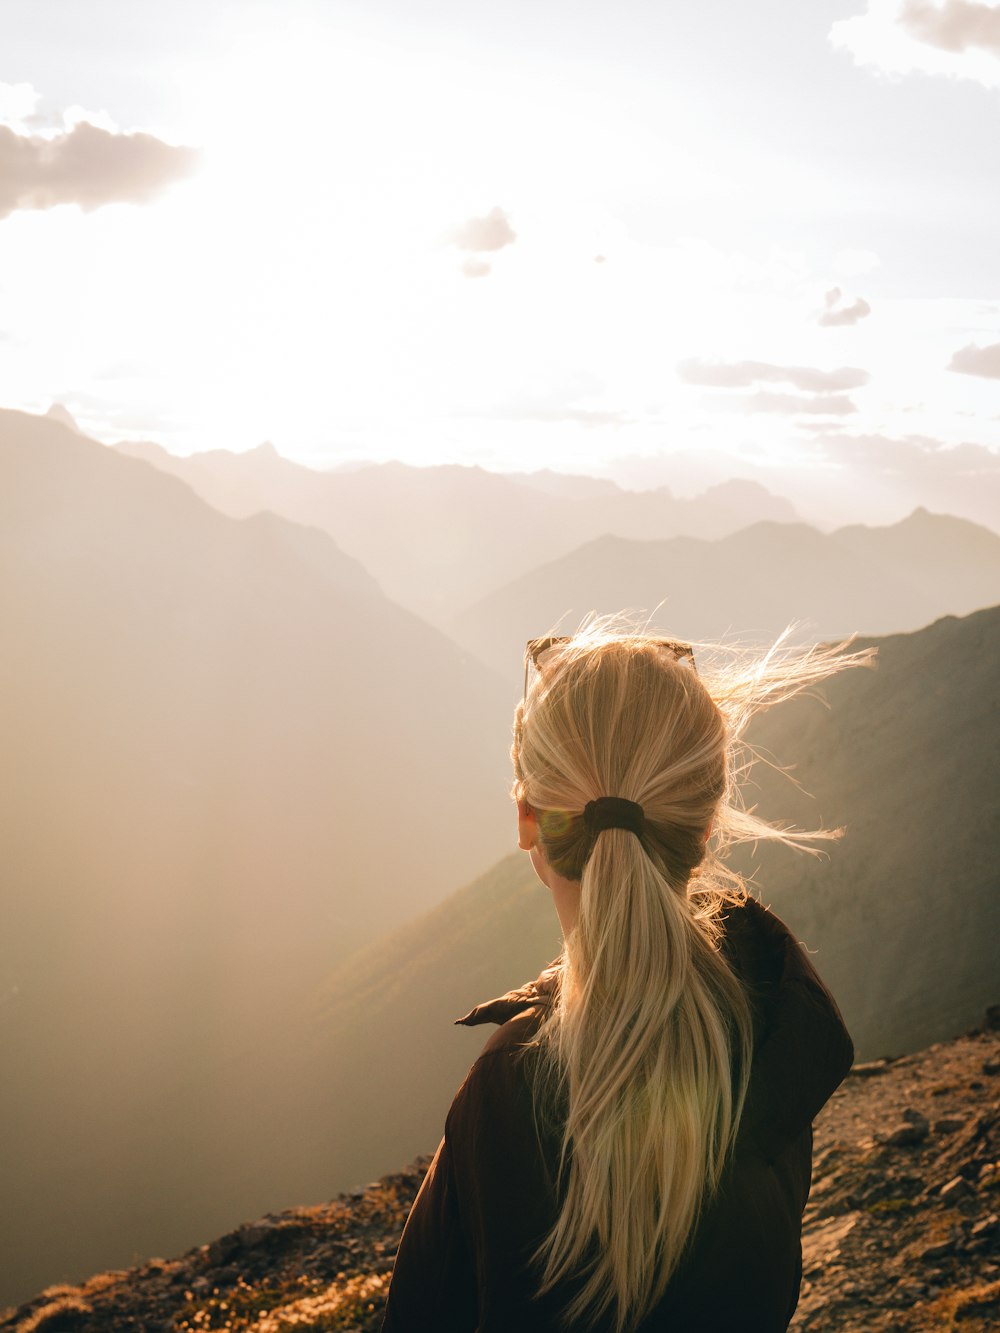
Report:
900,0,1000,55
0,120,199,220
948,341,1000,379
450,206,516,253
818,286,872,327
677,358,870,392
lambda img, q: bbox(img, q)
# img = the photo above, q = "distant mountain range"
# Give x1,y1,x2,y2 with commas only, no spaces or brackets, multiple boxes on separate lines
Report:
113,436,801,624
0,407,515,1307
450,509,1000,675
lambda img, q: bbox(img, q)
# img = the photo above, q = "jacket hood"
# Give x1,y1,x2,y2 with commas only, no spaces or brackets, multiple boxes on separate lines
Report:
454,957,562,1028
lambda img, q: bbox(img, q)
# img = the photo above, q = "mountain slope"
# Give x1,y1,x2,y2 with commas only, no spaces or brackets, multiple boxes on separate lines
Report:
0,407,516,1307
449,511,1000,673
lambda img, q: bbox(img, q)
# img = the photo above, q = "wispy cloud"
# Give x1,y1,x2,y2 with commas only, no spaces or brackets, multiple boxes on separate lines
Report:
677,358,870,392
486,405,632,426
814,430,1000,485
748,391,859,415
900,0,1000,55
460,257,493,279
818,286,872,327
948,341,1000,378
0,119,199,220
831,0,1000,87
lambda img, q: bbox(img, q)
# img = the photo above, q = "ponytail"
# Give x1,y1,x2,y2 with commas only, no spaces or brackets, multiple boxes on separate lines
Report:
532,830,752,1330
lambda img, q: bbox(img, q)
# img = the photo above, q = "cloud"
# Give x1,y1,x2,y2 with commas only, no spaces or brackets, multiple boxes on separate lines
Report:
677,358,870,392
818,286,872,327
748,391,858,415
831,0,1000,87
450,206,517,253
802,431,1000,531
0,80,40,131
460,257,492,279
813,430,1000,480
899,0,1000,55
488,406,632,426
948,341,1000,378
0,119,199,219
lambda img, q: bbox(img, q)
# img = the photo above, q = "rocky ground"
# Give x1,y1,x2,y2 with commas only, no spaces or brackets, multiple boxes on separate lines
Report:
3,1013,998,1333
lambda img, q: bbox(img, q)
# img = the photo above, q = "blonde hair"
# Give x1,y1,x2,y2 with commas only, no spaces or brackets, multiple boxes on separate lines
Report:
511,619,875,1331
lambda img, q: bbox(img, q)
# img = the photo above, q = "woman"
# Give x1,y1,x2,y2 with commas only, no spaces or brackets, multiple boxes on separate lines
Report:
382,624,871,1332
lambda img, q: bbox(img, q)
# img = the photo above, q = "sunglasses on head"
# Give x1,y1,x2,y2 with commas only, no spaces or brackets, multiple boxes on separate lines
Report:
523,635,697,699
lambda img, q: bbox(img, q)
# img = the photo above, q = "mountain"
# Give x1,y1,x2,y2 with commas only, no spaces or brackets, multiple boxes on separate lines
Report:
44,402,83,434
0,407,516,1307
449,511,1000,674
3,1014,997,1332
113,439,801,625
235,605,1000,1235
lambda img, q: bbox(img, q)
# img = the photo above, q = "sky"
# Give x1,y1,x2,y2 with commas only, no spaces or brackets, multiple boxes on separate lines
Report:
1,0,999,510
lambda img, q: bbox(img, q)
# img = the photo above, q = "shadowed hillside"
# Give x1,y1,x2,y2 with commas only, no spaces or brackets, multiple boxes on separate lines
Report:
0,408,514,1308
450,511,1000,674
115,436,800,624
3,1016,997,1332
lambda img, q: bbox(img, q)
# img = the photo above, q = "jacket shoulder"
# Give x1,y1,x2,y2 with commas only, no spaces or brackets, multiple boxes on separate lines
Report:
722,894,855,1160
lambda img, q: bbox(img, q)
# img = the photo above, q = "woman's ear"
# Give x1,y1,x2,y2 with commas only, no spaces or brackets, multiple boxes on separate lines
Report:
517,799,538,851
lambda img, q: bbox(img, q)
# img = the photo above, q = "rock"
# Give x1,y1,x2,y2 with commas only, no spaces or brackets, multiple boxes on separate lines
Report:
206,1232,242,1266
919,1239,953,1261
934,1116,966,1134
802,1212,859,1273
894,1278,926,1301
941,1175,974,1201
971,1215,998,1239
887,1110,930,1146
850,1059,894,1077
983,1056,1000,1075
983,1004,1000,1031
239,1221,280,1249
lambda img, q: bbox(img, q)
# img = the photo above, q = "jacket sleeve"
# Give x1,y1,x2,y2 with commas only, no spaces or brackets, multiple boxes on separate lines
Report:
739,902,855,1164
383,1025,559,1332
381,1128,478,1332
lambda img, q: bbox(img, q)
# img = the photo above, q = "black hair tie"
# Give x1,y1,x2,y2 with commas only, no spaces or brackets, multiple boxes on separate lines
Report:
583,796,645,836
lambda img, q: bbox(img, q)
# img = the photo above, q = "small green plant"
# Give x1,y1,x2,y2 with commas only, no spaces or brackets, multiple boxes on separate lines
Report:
865,1196,913,1214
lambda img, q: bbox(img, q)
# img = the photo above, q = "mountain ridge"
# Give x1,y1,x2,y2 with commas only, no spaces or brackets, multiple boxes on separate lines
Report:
111,428,804,624
450,508,1000,671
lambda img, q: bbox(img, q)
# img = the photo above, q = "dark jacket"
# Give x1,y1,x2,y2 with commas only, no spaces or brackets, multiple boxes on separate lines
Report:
382,896,854,1332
